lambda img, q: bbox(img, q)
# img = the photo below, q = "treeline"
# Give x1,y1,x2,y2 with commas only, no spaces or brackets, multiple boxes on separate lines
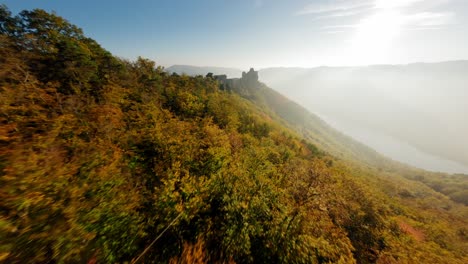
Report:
0,6,467,263
406,174,468,205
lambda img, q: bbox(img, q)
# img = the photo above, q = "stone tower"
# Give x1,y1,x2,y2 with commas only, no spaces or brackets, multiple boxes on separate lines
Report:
242,68,259,88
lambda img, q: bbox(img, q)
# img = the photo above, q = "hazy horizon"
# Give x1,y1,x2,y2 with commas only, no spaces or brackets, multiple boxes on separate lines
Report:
167,62,468,175
258,63,468,174
168,59,468,71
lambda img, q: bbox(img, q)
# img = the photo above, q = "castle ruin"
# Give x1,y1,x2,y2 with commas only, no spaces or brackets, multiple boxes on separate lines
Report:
207,68,259,92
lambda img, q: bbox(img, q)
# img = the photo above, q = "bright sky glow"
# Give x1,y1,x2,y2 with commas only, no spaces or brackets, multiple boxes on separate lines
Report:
375,0,424,9
348,9,404,64
2,0,468,68
342,0,459,65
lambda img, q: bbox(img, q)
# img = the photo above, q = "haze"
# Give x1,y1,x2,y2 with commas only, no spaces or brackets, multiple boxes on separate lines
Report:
259,63,468,174
167,63,468,174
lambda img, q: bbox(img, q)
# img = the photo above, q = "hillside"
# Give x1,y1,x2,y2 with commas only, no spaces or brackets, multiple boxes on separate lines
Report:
1,7,468,264
258,63,468,172
169,63,468,173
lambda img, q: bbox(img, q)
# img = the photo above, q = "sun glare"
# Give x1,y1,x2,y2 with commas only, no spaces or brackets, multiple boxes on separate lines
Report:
348,5,404,65
375,0,423,9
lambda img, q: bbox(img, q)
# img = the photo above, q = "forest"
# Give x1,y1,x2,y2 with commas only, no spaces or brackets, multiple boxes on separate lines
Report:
0,6,467,263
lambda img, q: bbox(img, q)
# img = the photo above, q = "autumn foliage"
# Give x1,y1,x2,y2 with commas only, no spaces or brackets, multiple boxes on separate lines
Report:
0,5,467,263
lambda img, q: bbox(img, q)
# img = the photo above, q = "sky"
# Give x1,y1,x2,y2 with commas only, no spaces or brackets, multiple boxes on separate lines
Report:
3,0,468,69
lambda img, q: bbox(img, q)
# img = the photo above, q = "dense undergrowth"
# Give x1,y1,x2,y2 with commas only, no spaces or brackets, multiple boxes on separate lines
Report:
0,6,467,263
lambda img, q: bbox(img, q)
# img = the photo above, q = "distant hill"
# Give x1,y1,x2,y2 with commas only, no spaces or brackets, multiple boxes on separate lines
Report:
169,62,468,173
258,61,468,171
166,65,242,78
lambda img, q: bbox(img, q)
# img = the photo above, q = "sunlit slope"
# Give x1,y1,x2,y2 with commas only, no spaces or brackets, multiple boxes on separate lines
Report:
222,73,468,264
259,63,468,168
238,78,468,208
168,66,408,170
169,65,468,209
250,83,396,168
234,77,468,264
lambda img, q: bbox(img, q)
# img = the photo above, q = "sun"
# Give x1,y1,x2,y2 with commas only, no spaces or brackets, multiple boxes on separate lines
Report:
347,8,404,65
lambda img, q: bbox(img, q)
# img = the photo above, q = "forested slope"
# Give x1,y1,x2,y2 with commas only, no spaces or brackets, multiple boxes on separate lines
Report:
259,64,468,169
1,6,467,263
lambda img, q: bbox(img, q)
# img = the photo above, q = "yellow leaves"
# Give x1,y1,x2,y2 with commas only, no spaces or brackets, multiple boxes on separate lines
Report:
159,159,210,216
169,238,210,264
0,37,27,84
88,104,124,137
100,83,129,105
0,252,10,262
23,191,48,206
0,122,17,143
228,132,243,153
175,90,205,117
89,105,124,125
